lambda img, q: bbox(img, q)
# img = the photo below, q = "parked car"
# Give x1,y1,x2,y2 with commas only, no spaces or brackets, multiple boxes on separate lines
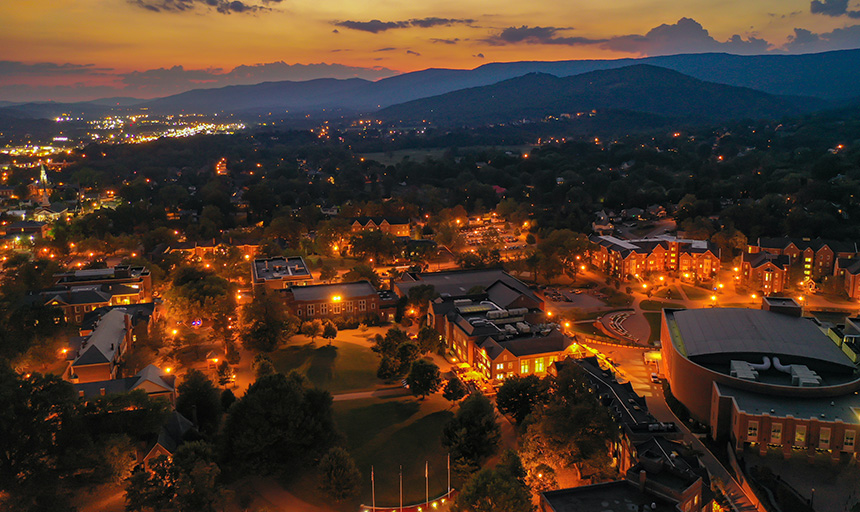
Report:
650,373,661,384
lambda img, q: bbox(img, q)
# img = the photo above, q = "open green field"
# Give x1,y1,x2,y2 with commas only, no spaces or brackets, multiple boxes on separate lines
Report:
652,285,680,300
681,284,711,301
643,312,663,343
598,287,634,307
269,340,380,394
639,300,686,311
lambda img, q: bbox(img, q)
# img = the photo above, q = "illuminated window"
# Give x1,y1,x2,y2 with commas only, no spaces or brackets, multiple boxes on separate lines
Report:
535,358,545,373
521,360,530,374
747,421,758,441
795,425,807,445
846,430,856,450
496,363,504,370
770,423,782,443
820,427,831,450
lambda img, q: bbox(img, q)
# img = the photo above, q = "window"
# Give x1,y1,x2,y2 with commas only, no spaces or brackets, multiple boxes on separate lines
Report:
320,303,328,315
371,303,376,309
507,362,513,369
820,427,831,450
297,308,302,316
535,358,545,373
747,421,759,442
520,360,530,374
332,303,341,314
346,302,354,313
845,430,856,451
771,423,782,443
805,257,812,263
795,425,807,446
496,363,504,370
308,304,315,316
359,300,366,311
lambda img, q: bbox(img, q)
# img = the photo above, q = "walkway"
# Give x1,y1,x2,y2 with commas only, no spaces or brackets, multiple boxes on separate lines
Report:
333,387,411,402
646,390,762,512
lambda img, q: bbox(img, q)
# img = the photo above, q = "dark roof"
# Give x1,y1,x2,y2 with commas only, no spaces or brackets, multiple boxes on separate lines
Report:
495,329,572,357
252,256,310,281
542,481,677,512
743,251,790,270
156,411,195,454
396,269,541,303
666,308,855,371
289,280,377,301
590,234,719,259
81,303,155,332
757,237,857,253
838,258,860,275
352,216,409,226
73,364,175,399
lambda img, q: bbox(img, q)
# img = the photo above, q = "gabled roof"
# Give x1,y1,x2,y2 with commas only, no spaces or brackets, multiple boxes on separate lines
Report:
743,251,790,270
757,237,857,253
71,309,127,367
73,364,175,399
155,411,195,454
352,216,409,226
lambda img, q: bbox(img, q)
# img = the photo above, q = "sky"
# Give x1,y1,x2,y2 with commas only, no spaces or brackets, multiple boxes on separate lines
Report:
2,0,860,102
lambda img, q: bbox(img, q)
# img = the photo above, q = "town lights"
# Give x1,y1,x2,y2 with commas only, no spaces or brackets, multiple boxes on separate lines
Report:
332,295,342,302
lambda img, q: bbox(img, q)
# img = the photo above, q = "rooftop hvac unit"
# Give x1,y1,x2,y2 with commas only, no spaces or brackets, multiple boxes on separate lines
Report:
453,299,472,306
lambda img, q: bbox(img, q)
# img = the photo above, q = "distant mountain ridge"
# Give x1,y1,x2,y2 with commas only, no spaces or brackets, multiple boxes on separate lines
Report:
376,65,824,125
2,49,858,120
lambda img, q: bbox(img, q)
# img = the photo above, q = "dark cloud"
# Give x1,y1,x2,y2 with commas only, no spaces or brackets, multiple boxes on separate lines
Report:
406,50,421,56
431,38,460,44
127,0,271,14
784,25,860,52
600,18,771,56
0,61,112,78
484,26,606,46
473,53,485,58
373,47,397,52
810,0,860,17
333,17,473,33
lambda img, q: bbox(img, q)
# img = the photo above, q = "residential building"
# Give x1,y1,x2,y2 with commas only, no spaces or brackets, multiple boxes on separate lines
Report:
834,258,860,299
350,216,410,237
280,280,398,322
54,265,153,302
142,411,198,471
40,283,148,324
747,237,859,280
590,235,720,283
74,364,175,402
66,308,142,383
5,220,49,239
661,300,860,460
251,256,313,292
740,252,790,295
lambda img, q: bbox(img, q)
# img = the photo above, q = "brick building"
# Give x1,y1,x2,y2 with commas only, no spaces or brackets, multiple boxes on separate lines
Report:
280,280,398,322
589,235,720,283
740,252,790,295
251,256,313,292
747,237,859,280
53,265,153,303
351,216,410,237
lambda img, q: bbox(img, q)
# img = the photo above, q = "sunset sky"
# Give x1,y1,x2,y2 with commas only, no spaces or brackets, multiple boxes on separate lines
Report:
2,0,860,102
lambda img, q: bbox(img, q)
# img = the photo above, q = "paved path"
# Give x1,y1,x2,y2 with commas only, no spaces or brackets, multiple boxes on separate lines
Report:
646,389,762,512
333,386,412,402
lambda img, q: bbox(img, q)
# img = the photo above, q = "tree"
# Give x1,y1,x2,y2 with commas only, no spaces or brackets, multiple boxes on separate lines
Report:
442,393,501,473
442,378,467,403
241,290,300,351
342,264,381,288
407,284,437,314
318,447,362,501
220,389,236,411
519,363,617,483
301,319,324,342
176,370,222,436
101,434,136,485
319,262,337,283
125,441,225,512
416,325,442,354
222,372,340,472
252,354,276,379
454,451,533,512
495,375,550,424
322,321,338,346
406,359,442,400
216,360,232,386
395,341,420,376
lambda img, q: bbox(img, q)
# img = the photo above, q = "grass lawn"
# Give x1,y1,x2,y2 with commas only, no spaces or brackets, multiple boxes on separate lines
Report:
287,396,456,508
570,322,603,336
270,340,380,394
598,287,634,307
643,312,663,343
639,300,686,311
653,285,680,300
681,284,711,301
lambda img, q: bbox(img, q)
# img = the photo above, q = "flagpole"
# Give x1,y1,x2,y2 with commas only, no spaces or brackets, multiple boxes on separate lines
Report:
425,461,429,507
399,465,403,512
372,465,376,512
447,453,451,494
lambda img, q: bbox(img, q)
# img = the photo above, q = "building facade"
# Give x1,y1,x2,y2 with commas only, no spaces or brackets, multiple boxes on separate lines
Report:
740,252,790,295
590,235,720,283
280,280,398,322
351,216,410,237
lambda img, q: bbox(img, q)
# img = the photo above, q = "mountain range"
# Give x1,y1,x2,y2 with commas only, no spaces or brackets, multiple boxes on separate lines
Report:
2,49,860,127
